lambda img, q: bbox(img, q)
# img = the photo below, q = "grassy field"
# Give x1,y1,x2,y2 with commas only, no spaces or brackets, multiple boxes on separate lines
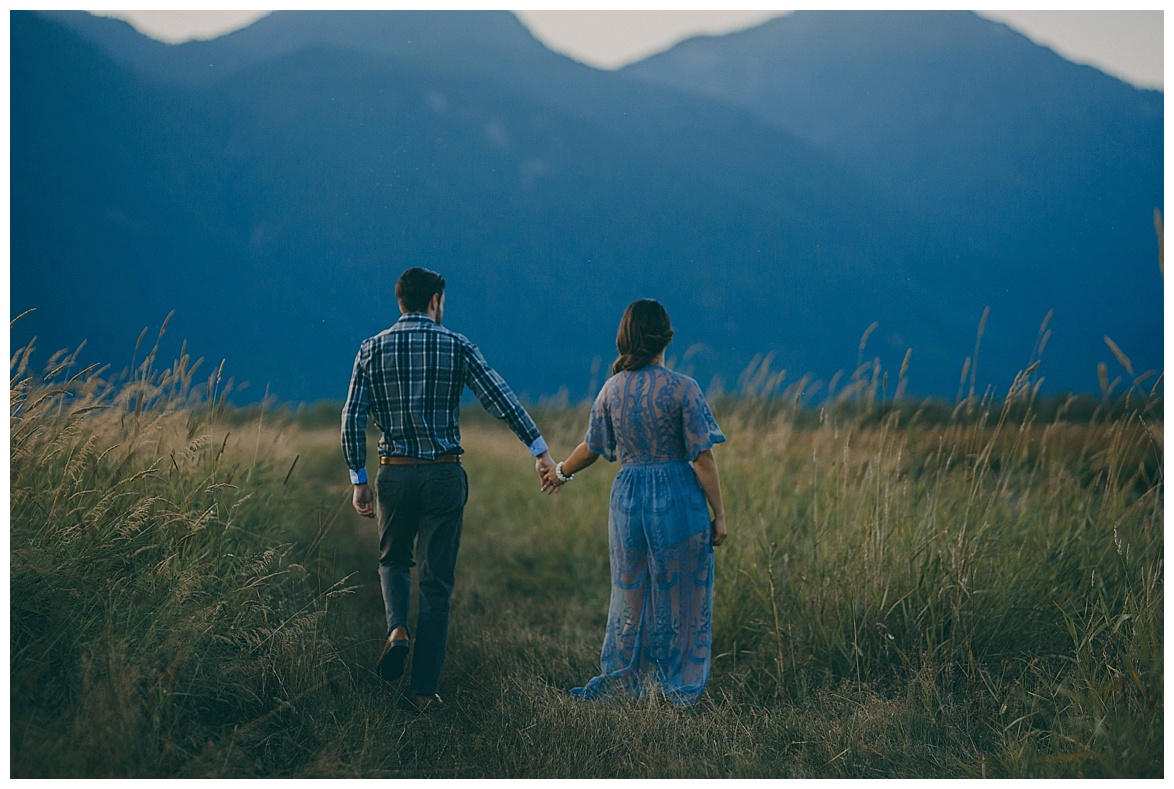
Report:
9,339,1163,778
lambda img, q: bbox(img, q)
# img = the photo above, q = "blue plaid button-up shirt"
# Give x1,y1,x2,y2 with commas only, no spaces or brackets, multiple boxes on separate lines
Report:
342,313,547,484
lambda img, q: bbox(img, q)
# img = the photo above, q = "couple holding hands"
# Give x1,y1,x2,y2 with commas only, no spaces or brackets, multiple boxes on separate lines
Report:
342,267,727,713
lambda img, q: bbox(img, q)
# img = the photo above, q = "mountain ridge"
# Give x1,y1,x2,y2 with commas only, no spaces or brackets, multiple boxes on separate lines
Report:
625,9,1162,391
11,10,1162,403
38,10,554,87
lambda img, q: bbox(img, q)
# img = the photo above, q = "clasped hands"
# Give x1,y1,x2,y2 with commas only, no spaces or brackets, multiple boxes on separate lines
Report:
534,452,565,494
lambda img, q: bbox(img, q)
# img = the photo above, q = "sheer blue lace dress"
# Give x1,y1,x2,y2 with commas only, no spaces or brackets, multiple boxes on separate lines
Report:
571,365,725,706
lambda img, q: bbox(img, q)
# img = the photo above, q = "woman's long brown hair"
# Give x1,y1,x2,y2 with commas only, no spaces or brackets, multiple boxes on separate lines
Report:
611,299,674,375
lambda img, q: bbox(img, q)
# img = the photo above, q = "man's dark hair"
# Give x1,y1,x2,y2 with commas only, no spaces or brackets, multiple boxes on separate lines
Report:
396,267,446,313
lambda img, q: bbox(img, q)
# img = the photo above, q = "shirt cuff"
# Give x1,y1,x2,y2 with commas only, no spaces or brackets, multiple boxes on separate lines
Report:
349,467,368,485
529,436,549,457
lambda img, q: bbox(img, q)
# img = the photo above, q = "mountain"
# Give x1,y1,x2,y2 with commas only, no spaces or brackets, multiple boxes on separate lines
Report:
626,10,1164,388
37,10,553,87
10,11,1163,404
11,13,242,375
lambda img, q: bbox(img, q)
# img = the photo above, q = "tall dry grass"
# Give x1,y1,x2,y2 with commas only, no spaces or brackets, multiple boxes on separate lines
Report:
9,322,1162,777
473,369,1162,777
10,325,355,776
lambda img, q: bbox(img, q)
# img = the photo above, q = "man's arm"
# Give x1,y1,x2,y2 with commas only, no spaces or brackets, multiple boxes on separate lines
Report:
463,340,549,460
342,346,375,517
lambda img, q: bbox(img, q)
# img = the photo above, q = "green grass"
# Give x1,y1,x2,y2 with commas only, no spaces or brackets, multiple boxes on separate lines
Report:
9,339,1163,778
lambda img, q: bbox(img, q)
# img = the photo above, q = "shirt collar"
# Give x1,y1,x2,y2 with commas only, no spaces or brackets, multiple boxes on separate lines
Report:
396,312,436,325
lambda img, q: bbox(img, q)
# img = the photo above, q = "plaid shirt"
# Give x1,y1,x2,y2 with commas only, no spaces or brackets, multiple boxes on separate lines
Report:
342,313,546,484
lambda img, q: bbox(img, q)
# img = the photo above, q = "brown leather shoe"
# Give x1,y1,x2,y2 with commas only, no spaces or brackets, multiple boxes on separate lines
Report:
375,635,410,682
413,693,444,713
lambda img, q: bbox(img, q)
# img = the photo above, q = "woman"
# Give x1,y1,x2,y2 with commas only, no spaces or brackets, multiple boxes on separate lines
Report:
543,299,727,706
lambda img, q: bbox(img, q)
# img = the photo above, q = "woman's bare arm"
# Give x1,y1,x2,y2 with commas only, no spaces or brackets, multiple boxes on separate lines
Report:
692,448,727,545
562,441,600,476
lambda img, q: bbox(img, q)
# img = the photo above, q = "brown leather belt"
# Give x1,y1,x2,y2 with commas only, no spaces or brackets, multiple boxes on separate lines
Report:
380,455,460,466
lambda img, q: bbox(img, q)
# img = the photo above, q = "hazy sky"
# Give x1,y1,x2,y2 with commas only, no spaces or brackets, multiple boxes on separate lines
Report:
92,8,1163,90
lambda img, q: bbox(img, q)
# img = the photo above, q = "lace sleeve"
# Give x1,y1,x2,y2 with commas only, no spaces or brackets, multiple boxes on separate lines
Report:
681,378,725,461
585,381,617,462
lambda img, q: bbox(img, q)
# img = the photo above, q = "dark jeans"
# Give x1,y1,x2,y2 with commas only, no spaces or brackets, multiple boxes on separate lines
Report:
376,461,468,696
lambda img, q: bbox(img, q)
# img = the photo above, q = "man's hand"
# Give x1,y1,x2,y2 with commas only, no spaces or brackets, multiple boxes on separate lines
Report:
535,451,559,494
353,483,375,518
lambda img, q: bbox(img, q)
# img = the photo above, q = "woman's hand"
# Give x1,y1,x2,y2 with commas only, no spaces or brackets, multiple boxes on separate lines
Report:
540,463,564,494
710,516,727,547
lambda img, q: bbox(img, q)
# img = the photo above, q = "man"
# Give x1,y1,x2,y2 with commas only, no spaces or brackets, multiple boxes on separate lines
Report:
342,267,555,713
